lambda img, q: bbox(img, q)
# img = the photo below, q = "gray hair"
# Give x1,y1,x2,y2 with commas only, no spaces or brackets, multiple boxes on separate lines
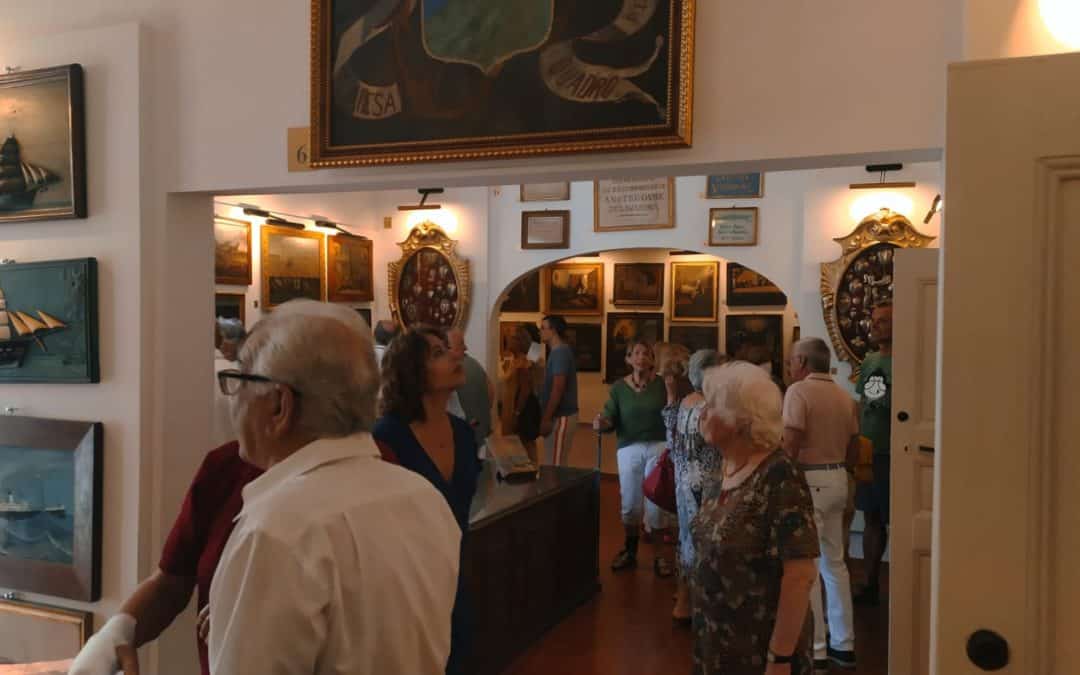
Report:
793,337,831,373
241,300,378,436
216,318,246,342
688,349,723,392
702,361,783,451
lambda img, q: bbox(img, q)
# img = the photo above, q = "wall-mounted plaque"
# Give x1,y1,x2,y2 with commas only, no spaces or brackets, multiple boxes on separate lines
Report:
594,178,675,232
520,183,570,202
706,173,764,199
708,207,758,246
521,210,570,249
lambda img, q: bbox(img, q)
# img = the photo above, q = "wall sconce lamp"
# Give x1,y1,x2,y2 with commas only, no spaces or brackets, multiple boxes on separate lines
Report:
241,206,271,218
265,216,306,230
315,220,364,237
398,187,444,211
849,163,916,190
923,194,943,224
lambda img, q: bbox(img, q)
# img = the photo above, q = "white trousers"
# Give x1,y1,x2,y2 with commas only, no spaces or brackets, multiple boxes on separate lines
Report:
616,441,669,532
806,467,856,656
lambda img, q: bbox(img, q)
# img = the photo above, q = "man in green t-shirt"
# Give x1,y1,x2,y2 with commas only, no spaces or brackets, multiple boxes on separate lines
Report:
855,302,893,606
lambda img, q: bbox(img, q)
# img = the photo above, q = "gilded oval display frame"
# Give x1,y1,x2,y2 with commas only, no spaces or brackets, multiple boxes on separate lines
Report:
820,208,935,380
388,221,471,330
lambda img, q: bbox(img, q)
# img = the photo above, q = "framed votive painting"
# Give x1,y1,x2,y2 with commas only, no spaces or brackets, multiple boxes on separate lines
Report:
546,263,603,315
594,178,675,232
0,257,98,384
0,597,90,666
0,415,103,602
388,222,471,330
612,263,664,307
260,226,326,309
213,217,252,286
726,262,787,307
327,235,374,302
500,270,541,314
708,207,758,247
670,261,719,322
0,64,87,223
521,210,570,250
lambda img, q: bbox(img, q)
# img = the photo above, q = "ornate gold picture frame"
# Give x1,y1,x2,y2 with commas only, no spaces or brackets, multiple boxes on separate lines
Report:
388,222,470,330
260,226,326,310
820,208,935,379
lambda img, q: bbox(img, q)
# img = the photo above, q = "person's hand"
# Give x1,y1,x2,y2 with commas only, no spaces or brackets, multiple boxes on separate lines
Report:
197,604,210,643
68,614,136,675
764,662,791,675
592,414,611,432
540,417,553,437
116,644,140,675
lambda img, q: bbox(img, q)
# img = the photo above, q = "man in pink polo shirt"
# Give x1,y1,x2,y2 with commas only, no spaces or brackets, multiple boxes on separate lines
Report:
783,337,860,672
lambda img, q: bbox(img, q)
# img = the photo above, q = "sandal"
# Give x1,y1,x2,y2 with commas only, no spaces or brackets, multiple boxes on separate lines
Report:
654,556,675,578
611,549,637,571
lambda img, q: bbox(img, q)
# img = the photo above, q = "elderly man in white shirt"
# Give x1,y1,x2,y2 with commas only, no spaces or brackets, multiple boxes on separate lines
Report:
210,300,461,675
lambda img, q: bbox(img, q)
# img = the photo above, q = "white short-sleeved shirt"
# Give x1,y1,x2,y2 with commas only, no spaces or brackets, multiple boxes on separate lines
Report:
209,432,461,675
783,373,859,465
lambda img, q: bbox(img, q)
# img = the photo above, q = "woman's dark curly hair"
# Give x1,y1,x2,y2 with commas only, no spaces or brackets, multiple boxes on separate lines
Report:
378,326,447,423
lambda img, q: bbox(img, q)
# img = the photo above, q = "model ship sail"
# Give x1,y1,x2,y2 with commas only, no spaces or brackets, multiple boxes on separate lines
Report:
0,135,60,211
0,287,68,366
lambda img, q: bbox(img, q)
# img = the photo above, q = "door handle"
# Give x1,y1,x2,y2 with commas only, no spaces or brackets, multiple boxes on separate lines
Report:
918,445,935,454
967,629,1009,671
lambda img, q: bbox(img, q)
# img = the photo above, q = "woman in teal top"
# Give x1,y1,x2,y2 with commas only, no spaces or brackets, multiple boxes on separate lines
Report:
594,339,673,574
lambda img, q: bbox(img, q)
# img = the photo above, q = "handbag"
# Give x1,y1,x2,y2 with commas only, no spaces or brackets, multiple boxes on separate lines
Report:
643,448,678,513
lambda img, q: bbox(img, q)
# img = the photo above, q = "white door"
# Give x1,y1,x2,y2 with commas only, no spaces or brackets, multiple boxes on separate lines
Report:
890,248,938,675
936,52,1080,674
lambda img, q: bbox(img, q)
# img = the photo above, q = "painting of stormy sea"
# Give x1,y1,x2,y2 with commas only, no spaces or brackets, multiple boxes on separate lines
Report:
0,446,73,565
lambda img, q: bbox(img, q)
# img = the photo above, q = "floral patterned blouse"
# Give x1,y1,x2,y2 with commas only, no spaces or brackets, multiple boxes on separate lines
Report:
690,450,820,675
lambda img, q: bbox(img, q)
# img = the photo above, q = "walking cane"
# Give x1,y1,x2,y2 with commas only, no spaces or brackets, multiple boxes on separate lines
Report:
596,429,603,473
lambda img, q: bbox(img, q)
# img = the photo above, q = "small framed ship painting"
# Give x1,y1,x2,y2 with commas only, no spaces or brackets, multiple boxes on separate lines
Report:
0,65,87,223
0,415,103,602
0,258,98,383
260,226,326,309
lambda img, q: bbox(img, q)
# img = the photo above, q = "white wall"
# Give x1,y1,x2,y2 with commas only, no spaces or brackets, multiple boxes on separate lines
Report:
3,1,960,195
0,21,144,627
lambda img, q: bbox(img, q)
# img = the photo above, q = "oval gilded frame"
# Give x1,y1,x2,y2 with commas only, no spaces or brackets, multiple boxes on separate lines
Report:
820,208,935,380
388,221,471,330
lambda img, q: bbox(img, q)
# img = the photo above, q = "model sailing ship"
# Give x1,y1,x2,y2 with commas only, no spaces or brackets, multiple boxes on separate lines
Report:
0,135,60,211
0,286,68,368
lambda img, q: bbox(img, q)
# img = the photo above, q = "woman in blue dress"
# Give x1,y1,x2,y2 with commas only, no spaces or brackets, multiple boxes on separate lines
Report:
374,326,480,675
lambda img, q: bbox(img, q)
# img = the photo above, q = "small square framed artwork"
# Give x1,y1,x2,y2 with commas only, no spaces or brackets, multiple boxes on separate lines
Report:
521,210,570,249
612,263,664,306
708,207,759,247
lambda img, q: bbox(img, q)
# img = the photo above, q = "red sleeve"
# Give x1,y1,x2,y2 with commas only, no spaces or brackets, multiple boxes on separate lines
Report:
158,442,236,577
375,439,400,465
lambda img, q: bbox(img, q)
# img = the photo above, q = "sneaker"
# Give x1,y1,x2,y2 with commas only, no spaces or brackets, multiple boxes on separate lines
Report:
813,658,830,674
827,647,856,670
611,549,637,571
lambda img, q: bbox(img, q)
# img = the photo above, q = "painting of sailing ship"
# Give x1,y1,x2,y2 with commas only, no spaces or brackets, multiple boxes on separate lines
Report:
0,258,98,383
0,64,86,223
0,448,74,566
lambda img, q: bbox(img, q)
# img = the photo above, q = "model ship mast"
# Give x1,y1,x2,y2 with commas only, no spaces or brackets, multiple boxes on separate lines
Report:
0,288,68,358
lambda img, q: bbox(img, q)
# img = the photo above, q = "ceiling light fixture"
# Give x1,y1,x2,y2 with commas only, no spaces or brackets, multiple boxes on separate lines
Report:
397,187,444,211
923,194,943,224
849,163,916,190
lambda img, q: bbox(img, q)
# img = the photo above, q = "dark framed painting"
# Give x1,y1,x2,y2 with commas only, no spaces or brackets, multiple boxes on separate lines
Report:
355,307,372,330
260,226,326,309
612,263,663,306
521,210,570,250
327,235,374,302
605,312,664,383
726,314,784,378
500,270,541,313
214,293,246,326
0,598,90,665
0,258,98,383
0,416,102,602
546,262,603,315
726,262,787,307
0,64,86,223
708,207,758,247
706,173,764,199
667,324,718,354
670,260,719,322
499,321,525,357
310,1,695,166
213,217,252,286
564,323,603,372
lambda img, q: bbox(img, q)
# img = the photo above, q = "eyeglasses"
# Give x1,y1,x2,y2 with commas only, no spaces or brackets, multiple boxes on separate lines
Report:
217,369,299,396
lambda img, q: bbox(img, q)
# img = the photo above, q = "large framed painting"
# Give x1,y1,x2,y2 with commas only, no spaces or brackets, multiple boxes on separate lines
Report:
213,217,252,286
667,324,718,354
500,270,541,314
670,260,718,322
311,1,695,166
726,314,783,378
546,262,603,315
0,258,98,384
820,208,935,380
0,65,86,224
389,221,470,329
214,293,246,326
0,598,90,667
605,312,664,383
612,263,663,306
726,262,787,307
550,323,603,373
594,178,675,232
260,226,326,309
327,235,374,302
0,416,102,602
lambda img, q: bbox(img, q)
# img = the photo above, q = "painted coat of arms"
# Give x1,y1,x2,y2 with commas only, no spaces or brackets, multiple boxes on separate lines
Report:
312,0,695,165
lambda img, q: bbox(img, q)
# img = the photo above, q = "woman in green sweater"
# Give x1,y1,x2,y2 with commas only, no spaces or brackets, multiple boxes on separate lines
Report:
594,339,672,573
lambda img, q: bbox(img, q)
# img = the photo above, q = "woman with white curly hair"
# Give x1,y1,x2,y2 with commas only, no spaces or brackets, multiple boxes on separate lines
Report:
691,362,820,675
